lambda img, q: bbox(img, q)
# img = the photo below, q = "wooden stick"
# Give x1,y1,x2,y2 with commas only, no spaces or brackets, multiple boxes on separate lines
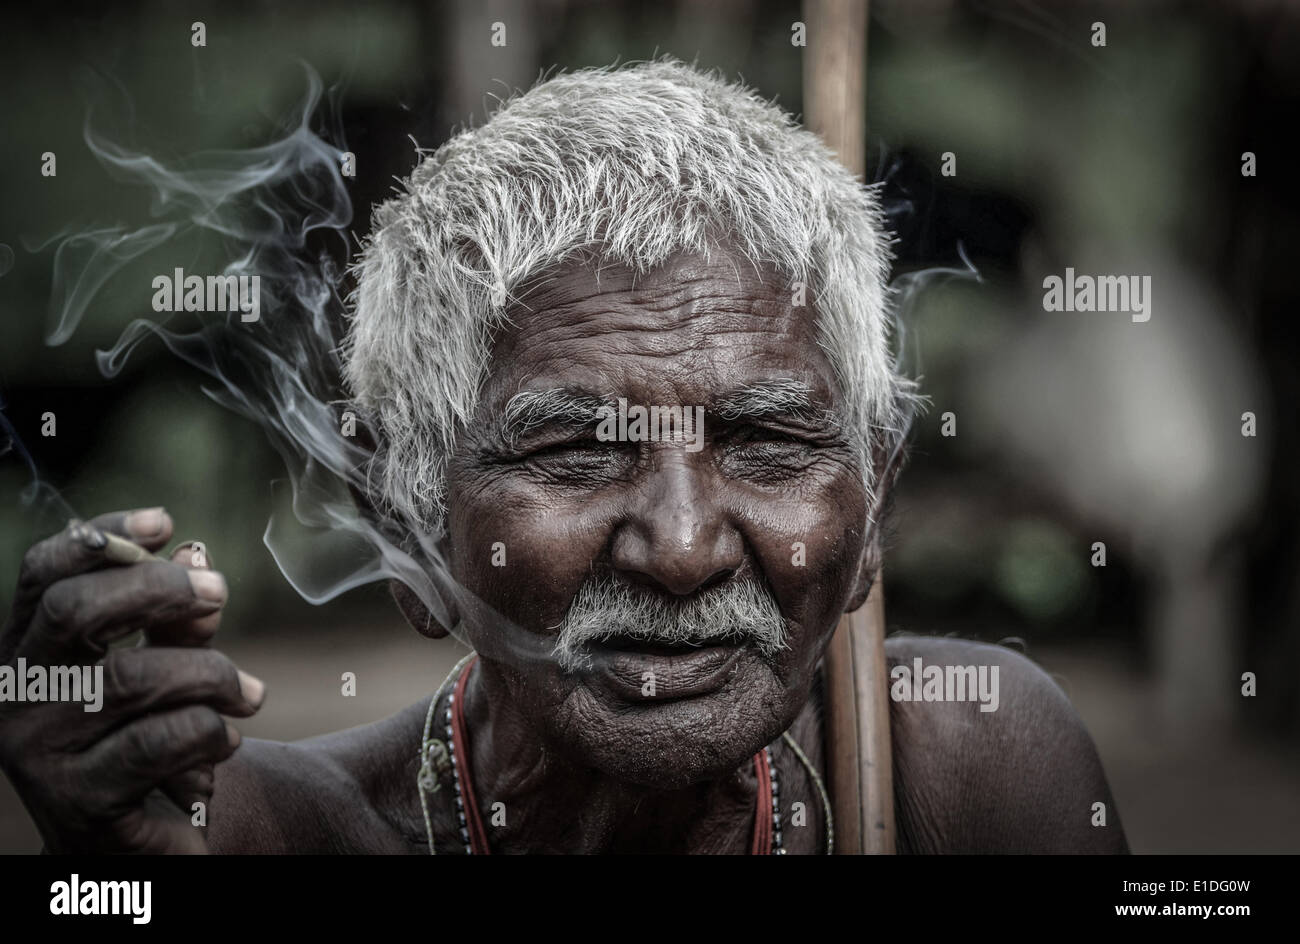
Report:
802,0,896,855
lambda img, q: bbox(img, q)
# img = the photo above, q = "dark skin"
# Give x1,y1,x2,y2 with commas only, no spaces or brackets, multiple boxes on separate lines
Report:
0,249,1128,854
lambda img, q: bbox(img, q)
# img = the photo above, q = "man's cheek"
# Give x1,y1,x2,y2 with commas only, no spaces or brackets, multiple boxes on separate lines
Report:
453,501,609,631
741,498,863,630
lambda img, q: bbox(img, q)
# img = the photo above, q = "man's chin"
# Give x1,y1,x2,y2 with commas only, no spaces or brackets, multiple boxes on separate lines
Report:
575,638,751,702
548,648,786,788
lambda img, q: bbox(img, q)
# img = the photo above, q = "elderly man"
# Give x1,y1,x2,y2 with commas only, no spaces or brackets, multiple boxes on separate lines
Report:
0,61,1126,854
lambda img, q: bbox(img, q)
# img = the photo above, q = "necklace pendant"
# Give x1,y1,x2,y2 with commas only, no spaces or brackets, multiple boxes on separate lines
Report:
419,739,451,793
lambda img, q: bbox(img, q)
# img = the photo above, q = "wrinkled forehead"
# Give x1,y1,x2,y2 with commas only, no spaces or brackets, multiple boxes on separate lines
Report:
480,249,841,412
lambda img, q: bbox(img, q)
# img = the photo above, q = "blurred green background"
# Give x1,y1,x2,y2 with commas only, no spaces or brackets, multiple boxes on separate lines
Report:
2,0,1297,852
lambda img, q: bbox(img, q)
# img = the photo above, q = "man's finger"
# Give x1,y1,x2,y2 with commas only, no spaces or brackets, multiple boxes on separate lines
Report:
145,542,222,647
18,561,226,665
41,647,264,748
142,543,232,819
80,705,241,815
157,766,215,824
5,509,174,655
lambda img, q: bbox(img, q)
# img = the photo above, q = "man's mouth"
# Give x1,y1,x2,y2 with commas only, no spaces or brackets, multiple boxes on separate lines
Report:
595,635,729,655
581,636,748,702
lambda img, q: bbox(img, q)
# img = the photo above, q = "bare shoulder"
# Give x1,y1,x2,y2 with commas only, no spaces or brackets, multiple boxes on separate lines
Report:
885,635,1128,854
207,700,430,854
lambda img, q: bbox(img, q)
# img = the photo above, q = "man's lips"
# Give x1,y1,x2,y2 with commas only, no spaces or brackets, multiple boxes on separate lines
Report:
582,638,747,702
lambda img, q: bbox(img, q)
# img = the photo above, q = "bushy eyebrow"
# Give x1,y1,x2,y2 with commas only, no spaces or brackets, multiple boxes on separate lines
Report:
498,389,611,447
714,379,839,428
495,379,842,449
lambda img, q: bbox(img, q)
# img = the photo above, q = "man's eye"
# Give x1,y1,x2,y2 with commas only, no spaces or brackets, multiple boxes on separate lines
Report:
527,438,609,459
729,426,810,448
720,427,819,480
521,439,632,480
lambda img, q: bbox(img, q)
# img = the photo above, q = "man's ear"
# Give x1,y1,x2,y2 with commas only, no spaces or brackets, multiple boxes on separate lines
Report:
340,405,457,639
845,535,882,614
844,430,905,614
390,579,451,639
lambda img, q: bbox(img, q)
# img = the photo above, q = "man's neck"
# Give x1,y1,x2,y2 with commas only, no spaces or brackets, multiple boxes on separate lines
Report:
455,657,825,854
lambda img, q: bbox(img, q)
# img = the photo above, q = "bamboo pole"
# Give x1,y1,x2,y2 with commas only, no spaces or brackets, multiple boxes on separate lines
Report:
802,0,896,855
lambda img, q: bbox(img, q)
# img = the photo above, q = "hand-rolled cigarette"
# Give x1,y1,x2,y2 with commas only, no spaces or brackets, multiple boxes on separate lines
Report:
66,517,158,564
102,531,155,564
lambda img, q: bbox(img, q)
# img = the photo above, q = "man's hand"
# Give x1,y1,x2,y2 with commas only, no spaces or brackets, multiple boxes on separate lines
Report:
0,508,265,853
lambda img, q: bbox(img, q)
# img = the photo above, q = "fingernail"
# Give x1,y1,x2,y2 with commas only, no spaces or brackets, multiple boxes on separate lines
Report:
126,507,167,538
237,670,265,708
188,569,227,603
225,722,241,748
173,541,209,567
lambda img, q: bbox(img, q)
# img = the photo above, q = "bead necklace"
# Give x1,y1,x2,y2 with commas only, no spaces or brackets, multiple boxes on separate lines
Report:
417,653,831,854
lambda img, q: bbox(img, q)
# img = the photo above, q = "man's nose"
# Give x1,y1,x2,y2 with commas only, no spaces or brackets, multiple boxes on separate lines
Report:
610,452,743,596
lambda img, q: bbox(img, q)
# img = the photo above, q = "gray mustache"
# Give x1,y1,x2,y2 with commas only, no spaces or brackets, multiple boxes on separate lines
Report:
551,574,788,671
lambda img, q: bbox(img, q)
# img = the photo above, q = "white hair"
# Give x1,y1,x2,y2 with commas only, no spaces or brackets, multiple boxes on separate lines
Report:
344,58,910,534
551,572,788,672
